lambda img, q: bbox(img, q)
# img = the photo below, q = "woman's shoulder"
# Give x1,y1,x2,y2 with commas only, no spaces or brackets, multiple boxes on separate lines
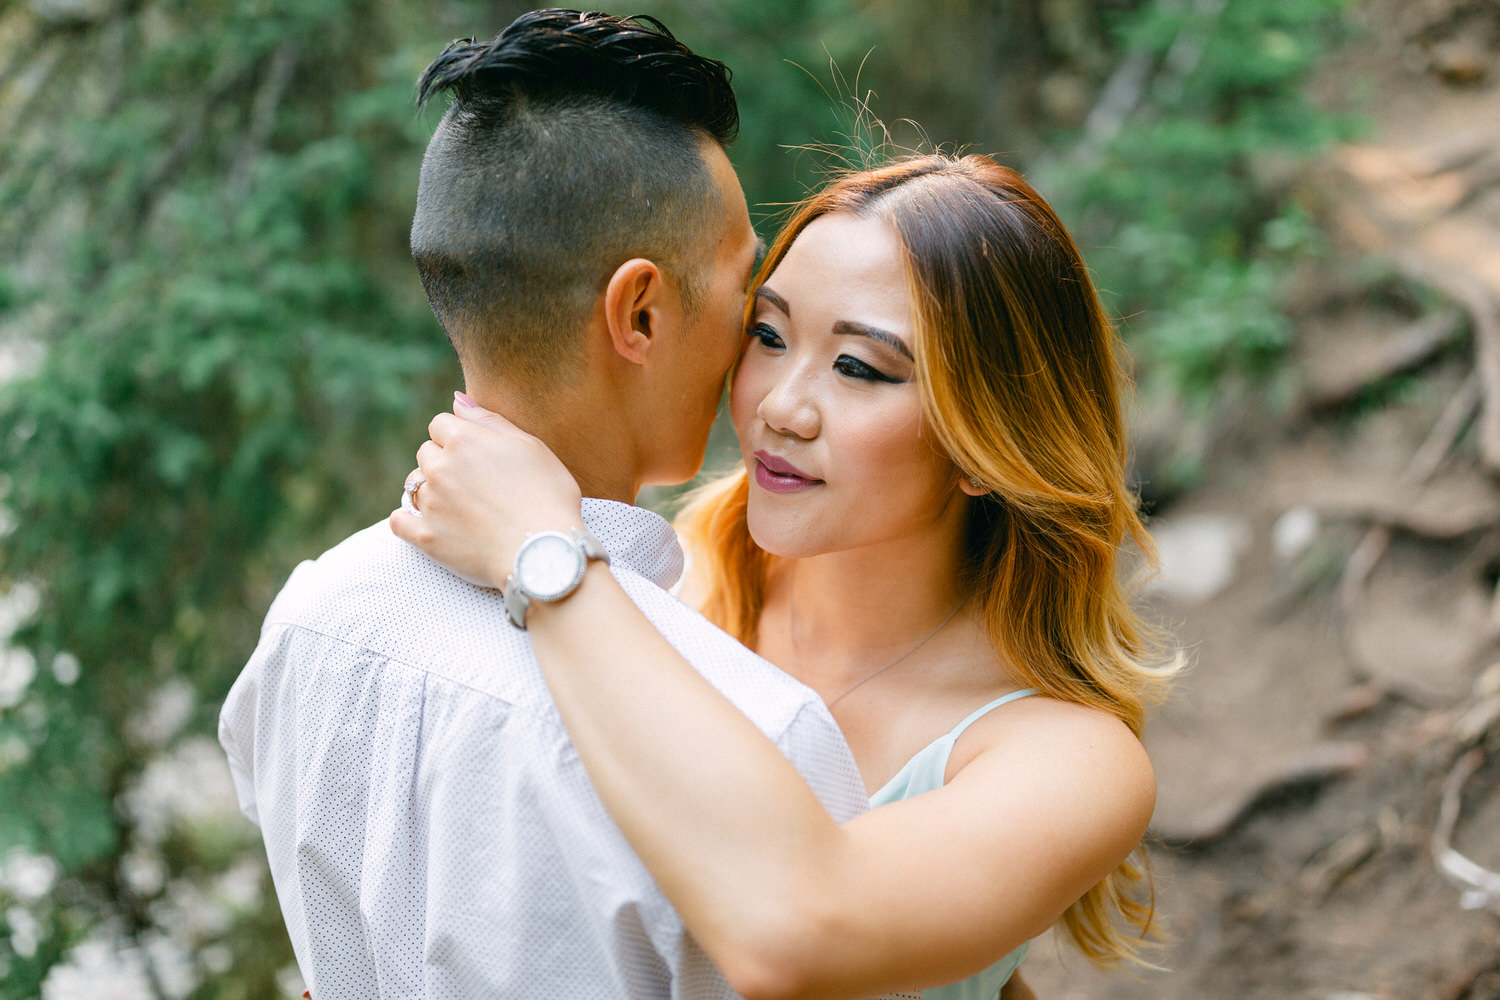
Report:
951,685,1143,751
952,693,1156,831
992,690,1139,734
984,694,1151,775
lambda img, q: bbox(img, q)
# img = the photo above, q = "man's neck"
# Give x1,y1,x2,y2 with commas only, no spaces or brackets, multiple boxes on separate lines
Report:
465,381,639,504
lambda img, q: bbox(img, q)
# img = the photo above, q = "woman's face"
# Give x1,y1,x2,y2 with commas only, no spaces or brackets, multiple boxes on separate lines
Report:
730,211,970,559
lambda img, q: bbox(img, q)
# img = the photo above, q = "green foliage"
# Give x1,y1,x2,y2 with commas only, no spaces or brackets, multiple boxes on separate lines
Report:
0,0,472,992
1040,0,1354,410
0,0,1356,993
641,0,883,226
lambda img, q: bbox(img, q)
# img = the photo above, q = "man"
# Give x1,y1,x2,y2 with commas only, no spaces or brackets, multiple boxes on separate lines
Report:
218,10,867,998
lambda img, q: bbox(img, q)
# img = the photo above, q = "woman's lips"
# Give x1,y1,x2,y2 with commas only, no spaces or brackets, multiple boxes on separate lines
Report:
752,450,822,494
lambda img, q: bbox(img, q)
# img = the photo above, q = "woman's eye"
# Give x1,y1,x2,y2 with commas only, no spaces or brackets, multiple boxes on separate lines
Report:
835,355,904,384
747,323,784,350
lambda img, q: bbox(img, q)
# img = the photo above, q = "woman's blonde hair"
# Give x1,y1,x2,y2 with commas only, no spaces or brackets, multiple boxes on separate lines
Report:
677,153,1177,964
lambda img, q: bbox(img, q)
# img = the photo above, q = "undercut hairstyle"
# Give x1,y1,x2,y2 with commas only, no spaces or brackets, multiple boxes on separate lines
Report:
411,9,740,385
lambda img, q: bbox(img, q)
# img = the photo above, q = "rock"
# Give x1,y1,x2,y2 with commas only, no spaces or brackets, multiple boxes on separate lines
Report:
1273,506,1321,561
1146,514,1254,603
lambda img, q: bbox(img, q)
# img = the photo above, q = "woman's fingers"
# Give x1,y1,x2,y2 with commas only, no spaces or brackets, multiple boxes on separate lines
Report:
389,398,586,589
389,503,421,543
428,410,464,447
416,437,443,473
432,396,526,443
427,408,575,498
454,390,481,416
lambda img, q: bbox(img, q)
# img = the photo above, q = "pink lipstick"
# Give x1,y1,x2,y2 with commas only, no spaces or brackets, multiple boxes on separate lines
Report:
752,451,823,494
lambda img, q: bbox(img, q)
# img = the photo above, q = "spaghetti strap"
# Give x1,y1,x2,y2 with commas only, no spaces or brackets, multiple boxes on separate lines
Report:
947,688,1039,742
866,685,1041,997
870,687,1042,807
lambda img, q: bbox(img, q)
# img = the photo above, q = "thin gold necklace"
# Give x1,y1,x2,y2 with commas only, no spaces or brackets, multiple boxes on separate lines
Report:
803,600,966,709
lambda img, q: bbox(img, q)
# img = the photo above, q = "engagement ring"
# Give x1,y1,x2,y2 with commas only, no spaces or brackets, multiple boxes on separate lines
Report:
401,471,426,518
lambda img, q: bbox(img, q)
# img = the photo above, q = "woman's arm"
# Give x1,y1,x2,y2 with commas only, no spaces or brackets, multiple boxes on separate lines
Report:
391,401,1154,1000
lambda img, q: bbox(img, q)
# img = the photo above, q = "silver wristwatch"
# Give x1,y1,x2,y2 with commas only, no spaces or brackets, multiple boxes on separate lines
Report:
503,527,610,629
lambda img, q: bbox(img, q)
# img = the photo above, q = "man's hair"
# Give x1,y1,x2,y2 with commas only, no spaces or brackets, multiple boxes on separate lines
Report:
411,8,740,385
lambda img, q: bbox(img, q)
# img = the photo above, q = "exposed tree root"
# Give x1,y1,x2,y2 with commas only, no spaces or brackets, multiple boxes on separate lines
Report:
1395,255,1500,475
1338,372,1480,612
1304,307,1464,410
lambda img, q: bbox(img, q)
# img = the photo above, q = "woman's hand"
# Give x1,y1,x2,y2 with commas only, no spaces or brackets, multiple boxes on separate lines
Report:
389,392,583,589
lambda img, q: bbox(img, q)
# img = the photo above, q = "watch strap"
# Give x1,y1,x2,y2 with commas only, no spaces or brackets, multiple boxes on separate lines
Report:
573,526,608,565
502,578,533,630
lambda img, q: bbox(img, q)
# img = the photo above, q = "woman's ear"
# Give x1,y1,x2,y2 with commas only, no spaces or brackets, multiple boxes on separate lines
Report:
603,258,665,365
959,473,989,497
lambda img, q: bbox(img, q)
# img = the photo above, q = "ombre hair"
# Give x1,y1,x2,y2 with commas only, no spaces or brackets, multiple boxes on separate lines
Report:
677,153,1177,965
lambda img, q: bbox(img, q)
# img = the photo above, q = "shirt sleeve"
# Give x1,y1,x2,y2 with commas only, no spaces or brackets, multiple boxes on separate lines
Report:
218,648,263,827
774,701,870,824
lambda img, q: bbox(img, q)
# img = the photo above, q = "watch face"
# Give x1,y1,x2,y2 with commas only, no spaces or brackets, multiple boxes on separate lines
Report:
516,532,583,601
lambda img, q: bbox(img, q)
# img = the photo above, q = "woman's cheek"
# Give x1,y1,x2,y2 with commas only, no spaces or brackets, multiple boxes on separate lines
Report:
728,360,766,438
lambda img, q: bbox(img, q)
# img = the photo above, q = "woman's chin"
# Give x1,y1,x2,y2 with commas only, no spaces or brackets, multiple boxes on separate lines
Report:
746,513,825,561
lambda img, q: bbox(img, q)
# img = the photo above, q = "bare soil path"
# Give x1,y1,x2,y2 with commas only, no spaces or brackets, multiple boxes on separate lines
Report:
1025,3,1500,997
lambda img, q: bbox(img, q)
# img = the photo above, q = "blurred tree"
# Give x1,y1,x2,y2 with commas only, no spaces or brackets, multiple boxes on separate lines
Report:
649,0,1135,219
658,0,1353,499
1034,0,1355,494
0,0,1353,995
0,0,493,993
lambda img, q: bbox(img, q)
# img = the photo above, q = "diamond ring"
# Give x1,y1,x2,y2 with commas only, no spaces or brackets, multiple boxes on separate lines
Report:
401,471,426,518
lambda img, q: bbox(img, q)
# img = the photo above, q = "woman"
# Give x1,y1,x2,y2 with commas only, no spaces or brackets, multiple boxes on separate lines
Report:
391,153,1175,1000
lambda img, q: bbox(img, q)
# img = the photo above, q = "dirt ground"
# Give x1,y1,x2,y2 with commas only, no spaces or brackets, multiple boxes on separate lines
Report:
1023,2,1500,997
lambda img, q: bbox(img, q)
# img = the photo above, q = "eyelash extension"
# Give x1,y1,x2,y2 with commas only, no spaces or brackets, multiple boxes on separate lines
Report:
748,323,905,384
747,323,784,349
835,355,905,384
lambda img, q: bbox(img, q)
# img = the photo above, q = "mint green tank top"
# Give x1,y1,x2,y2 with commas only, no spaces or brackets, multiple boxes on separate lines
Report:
866,688,1039,1000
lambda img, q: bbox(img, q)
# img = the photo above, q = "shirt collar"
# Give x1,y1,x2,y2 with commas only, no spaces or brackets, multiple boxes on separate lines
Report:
580,497,684,591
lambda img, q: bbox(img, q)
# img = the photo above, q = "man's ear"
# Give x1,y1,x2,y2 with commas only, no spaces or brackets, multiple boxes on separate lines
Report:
603,258,670,365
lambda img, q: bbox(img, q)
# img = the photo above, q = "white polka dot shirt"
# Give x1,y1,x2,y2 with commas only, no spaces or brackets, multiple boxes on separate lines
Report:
219,499,868,998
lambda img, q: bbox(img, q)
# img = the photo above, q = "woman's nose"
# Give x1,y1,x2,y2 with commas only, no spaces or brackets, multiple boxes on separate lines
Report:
757,367,820,440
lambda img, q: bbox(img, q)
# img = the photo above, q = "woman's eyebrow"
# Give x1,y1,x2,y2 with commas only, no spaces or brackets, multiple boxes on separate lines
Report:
754,286,790,313
752,288,913,360
833,320,913,361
